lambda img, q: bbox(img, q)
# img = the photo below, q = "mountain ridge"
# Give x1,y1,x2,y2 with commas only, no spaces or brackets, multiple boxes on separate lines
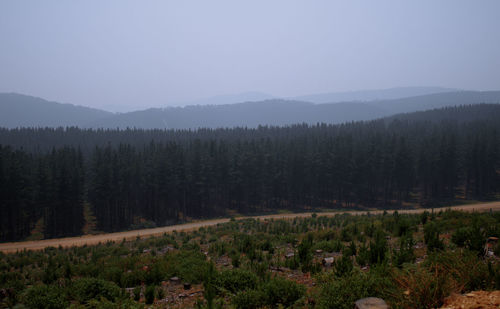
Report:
2,89,500,130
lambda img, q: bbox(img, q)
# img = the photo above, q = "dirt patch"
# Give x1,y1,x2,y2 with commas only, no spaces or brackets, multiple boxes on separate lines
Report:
441,291,500,309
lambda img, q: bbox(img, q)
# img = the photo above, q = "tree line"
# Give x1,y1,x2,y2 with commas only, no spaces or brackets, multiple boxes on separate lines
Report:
0,104,499,241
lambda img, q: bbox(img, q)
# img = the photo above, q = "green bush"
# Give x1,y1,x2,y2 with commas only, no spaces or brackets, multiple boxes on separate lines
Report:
334,255,353,278
99,266,122,285
317,269,392,309
165,251,209,284
424,222,444,252
312,240,335,252
232,289,266,309
231,277,304,309
356,243,370,266
425,249,492,291
392,234,415,267
84,297,145,309
145,285,156,304
215,269,258,294
392,264,455,309
451,222,485,254
23,285,68,309
369,230,388,264
72,278,121,303
133,286,141,301
120,270,143,288
451,227,469,247
263,277,305,307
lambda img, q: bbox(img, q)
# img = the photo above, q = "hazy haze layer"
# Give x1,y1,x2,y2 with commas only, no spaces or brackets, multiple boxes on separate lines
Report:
1,1,500,111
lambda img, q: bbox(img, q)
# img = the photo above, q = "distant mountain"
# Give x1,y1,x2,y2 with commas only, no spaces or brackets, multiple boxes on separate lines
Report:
2,90,500,130
0,93,112,128
386,103,500,123
293,86,457,103
90,90,500,129
88,100,387,129
371,90,500,114
181,91,275,106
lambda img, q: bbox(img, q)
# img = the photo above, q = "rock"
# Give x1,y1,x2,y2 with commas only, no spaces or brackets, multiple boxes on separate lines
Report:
354,297,389,309
322,257,334,267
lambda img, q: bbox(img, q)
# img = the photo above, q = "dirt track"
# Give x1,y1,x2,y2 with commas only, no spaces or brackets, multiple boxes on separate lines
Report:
1,201,500,253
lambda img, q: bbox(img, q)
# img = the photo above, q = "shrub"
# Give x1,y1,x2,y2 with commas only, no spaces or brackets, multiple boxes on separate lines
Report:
133,286,141,301
356,243,370,267
312,240,335,252
23,285,68,309
317,269,392,309
263,277,305,307
392,264,456,309
85,298,144,309
232,289,266,309
392,234,415,267
451,222,485,254
215,269,258,294
120,270,143,288
425,250,491,291
334,255,353,278
424,222,444,252
99,266,122,285
231,277,304,309
369,230,388,264
145,285,156,304
164,251,209,284
72,278,121,303
451,227,469,247
157,286,165,300
229,250,240,268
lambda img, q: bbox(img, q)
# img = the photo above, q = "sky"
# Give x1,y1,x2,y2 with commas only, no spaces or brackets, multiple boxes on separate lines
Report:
1,1,500,112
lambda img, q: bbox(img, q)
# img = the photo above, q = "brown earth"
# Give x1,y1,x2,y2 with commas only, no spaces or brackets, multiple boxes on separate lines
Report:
441,291,500,309
1,201,500,253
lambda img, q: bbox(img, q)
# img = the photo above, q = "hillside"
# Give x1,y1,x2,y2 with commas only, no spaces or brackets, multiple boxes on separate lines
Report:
0,93,113,128
371,90,500,114
88,91,500,129
293,86,456,103
385,103,500,123
88,100,387,129
2,90,500,130
1,207,499,308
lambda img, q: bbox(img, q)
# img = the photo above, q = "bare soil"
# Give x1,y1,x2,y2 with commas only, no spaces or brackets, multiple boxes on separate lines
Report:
1,201,500,253
441,291,500,309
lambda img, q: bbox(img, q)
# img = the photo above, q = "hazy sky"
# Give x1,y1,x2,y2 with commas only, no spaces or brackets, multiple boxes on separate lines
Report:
1,1,500,112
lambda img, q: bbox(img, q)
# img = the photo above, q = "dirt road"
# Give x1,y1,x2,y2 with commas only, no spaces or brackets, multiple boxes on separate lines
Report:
1,201,500,253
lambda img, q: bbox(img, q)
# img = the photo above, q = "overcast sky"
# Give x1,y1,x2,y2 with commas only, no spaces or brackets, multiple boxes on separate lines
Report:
1,1,499,112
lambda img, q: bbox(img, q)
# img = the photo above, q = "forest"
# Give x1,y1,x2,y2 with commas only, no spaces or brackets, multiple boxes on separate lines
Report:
0,104,499,242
